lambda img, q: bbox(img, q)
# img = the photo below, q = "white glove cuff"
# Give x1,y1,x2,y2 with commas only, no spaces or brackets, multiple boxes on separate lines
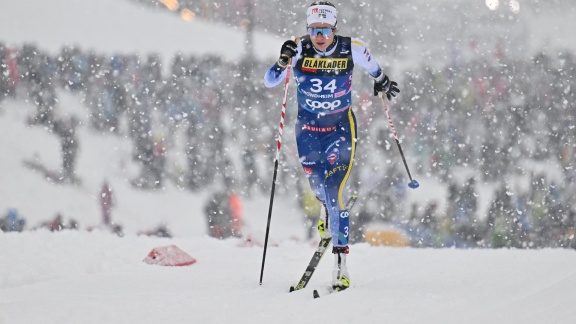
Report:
374,72,388,84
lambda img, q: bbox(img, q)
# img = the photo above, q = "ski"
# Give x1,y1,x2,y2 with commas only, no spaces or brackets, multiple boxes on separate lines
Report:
289,195,358,292
313,286,347,299
290,236,331,292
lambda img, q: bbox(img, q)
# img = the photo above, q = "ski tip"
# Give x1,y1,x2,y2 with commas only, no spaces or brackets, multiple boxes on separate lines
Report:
289,286,295,293
313,290,320,299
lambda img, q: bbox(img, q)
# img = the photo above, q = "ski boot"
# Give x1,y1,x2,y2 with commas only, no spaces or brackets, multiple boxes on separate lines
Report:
332,246,350,291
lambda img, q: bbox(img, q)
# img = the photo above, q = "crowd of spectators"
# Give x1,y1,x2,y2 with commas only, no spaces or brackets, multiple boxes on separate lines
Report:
1,42,280,191
2,36,575,249
370,50,576,249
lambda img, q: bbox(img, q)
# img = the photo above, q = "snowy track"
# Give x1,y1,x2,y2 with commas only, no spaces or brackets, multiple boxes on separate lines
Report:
1,232,575,324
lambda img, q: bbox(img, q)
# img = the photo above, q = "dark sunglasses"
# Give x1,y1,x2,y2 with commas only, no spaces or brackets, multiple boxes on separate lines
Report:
307,27,335,37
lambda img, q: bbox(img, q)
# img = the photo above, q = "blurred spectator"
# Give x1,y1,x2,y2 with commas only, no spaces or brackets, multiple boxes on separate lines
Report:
100,180,115,226
204,189,243,239
52,116,80,183
0,208,26,232
138,223,172,238
241,148,259,196
131,135,166,189
453,177,481,247
0,42,9,102
33,213,78,232
349,207,373,244
485,182,515,248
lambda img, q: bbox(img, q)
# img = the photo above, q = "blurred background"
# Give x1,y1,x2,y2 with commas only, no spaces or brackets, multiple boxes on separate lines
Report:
0,0,575,249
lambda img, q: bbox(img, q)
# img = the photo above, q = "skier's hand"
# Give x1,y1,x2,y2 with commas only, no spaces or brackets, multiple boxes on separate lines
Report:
278,40,298,67
373,74,400,100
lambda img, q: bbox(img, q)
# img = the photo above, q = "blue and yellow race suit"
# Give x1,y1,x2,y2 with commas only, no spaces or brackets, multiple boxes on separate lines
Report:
264,35,384,247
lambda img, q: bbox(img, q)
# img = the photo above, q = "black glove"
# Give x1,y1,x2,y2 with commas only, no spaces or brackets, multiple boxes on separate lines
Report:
278,40,297,67
373,74,400,100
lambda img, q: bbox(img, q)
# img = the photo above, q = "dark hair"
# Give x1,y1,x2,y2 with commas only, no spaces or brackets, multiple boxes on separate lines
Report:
309,1,336,8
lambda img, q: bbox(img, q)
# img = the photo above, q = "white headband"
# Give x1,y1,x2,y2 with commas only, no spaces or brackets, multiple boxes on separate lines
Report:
306,4,337,27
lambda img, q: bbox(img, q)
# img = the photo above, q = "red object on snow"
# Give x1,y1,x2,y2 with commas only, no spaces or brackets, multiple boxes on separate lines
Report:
143,245,196,266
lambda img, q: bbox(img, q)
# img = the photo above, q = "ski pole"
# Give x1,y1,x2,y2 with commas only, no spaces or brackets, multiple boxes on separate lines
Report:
379,94,419,189
259,57,293,285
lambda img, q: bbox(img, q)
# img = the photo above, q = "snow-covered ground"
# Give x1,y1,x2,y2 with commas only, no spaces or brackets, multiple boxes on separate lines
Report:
1,230,575,324
1,1,576,323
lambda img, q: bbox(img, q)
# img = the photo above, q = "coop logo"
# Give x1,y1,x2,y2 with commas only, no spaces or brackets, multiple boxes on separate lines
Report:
306,99,341,110
340,211,349,219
